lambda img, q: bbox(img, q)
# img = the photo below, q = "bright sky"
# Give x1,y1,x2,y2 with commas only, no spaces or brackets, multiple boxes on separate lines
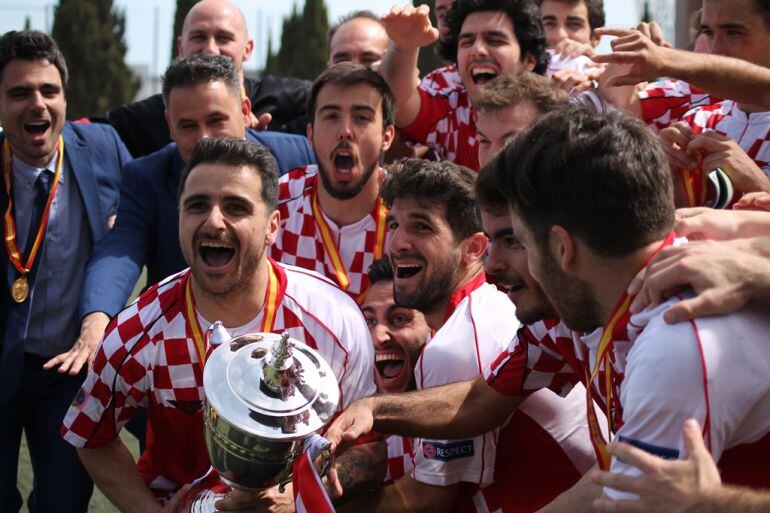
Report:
0,0,655,76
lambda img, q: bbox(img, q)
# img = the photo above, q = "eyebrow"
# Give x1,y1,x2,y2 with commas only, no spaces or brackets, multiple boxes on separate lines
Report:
459,29,510,40
491,227,515,239
566,15,587,24
361,305,375,314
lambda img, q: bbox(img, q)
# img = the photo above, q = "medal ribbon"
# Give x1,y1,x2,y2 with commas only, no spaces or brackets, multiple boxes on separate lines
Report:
184,260,283,364
2,136,64,276
312,191,387,293
585,232,676,470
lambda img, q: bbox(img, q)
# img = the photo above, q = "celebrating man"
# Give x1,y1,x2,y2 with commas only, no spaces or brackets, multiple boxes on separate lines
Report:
107,0,311,157
62,137,382,512
271,62,395,301
0,30,129,513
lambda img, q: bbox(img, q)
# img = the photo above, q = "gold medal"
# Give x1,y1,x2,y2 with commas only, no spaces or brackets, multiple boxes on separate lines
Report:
11,275,29,303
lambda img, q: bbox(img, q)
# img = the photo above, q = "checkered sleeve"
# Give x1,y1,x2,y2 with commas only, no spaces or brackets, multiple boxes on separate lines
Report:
61,302,155,448
400,87,451,147
485,320,580,397
639,80,717,132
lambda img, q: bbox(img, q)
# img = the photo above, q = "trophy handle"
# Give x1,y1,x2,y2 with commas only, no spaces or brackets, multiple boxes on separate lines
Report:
276,439,332,493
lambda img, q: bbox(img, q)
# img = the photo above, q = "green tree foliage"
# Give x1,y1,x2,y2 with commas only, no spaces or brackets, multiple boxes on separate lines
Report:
641,0,652,23
415,0,445,77
52,0,139,119
171,0,197,60
264,0,329,80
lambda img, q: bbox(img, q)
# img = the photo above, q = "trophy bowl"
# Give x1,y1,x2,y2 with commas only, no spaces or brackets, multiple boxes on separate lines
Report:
181,331,339,510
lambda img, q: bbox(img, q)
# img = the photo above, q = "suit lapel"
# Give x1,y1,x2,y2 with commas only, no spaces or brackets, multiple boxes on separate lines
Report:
64,126,103,241
166,145,184,199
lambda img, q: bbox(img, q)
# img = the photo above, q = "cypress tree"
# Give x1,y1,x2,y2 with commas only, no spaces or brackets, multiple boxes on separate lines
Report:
171,0,198,60
52,0,138,118
24,16,32,31
265,0,328,80
415,0,445,77
641,0,652,23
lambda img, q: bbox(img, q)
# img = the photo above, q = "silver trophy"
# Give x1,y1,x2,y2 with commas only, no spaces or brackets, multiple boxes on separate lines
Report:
180,331,339,511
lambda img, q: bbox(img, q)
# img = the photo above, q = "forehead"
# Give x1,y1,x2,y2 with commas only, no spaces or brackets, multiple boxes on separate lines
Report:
540,0,589,20
481,209,512,234
0,58,62,89
183,162,262,198
461,10,516,37
184,5,244,35
391,196,448,225
331,18,388,46
167,80,238,115
363,280,396,310
702,0,766,27
477,101,541,136
315,81,383,112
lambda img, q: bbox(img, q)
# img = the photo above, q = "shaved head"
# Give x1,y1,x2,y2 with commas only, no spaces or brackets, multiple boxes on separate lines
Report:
178,0,253,76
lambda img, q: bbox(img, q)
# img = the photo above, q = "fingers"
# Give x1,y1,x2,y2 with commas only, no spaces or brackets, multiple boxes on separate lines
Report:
167,484,191,513
593,494,647,513
687,133,731,156
682,419,707,458
663,288,740,324
591,468,643,495
595,27,636,39
607,441,660,474
324,464,344,499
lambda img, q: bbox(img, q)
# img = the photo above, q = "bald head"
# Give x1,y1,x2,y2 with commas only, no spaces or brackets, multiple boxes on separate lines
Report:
328,15,390,68
178,0,253,76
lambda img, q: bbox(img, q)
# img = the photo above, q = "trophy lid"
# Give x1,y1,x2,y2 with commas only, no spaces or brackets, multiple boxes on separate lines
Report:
203,332,339,440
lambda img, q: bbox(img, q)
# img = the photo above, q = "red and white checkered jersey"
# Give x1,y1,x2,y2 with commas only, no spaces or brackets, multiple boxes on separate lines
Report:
680,99,770,179
485,285,770,493
383,435,414,485
638,79,720,133
61,261,375,494
412,274,519,487
271,166,388,301
419,64,465,96
457,384,601,513
403,67,479,171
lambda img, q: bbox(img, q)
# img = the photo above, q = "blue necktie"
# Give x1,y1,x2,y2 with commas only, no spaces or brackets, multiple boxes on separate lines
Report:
0,169,54,404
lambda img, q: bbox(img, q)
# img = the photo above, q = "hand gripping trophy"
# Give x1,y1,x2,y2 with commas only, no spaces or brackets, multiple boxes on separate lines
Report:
180,328,339,512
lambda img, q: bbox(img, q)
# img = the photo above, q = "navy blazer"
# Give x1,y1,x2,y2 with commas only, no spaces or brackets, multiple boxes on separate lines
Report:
79,130,316,318
1,122,129,355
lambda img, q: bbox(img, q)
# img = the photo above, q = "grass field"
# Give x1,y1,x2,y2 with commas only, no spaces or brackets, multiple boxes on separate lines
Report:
17,270,148,513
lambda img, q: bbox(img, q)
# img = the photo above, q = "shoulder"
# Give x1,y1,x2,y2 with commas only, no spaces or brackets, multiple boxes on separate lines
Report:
278,165,318,202
419,65,464,96
64,120,122,144
281,263,366,329
251,75,311,97
124,142,179,174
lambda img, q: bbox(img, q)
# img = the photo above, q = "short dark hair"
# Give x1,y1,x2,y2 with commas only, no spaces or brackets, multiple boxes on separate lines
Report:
752,0,770,30
0,30,68,87
161,54,240,106
474,72,567,114
536,0,605,34
328,10,382,44
179,137,279,211
368,258,394,285
382,158,483,242
439,0,549,75
476,160,508,216
489,106,674,257
307,61,396,127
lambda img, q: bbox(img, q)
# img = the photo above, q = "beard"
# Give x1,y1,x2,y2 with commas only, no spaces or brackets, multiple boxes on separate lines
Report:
317,155,379,200
536,249,602,332
188,232,264,299
494,270,556,325
393,249,460,316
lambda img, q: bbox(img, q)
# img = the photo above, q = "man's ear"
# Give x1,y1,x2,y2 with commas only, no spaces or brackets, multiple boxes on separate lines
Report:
461,231,489,265
265,210,281,247
243,38,255,62
381,124,395,153
306,122,315,149
549,225,575,272
522,52,537,72
241,96,252,123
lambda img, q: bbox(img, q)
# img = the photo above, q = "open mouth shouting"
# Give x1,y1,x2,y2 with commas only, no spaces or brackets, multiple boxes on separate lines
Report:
23,119,52,143
468,63,500,86
374,350,412,393
331,146,357,181
197,239,236,272
394,263,423,280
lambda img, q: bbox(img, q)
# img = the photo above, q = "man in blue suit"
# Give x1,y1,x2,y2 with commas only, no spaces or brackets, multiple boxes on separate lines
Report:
55,55,315,385
0,31,130,513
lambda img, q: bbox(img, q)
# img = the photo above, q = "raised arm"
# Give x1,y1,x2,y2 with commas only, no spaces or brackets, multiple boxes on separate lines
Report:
380,4,439,127
594,28,770,108
325,375,520,449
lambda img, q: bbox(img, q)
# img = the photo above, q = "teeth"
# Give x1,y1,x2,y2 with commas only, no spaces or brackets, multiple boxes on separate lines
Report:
201,241,233,249
472,66,497,76
376,353,404,362
397,264,420,270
